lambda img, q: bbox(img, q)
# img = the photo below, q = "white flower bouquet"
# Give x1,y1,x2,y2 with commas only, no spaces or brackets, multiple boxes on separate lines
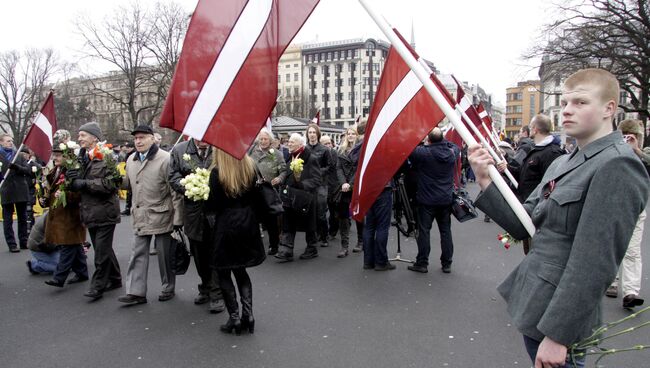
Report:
180,167,210,201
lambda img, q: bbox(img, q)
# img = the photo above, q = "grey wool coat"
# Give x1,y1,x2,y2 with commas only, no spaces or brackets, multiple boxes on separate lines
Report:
475,131,649,346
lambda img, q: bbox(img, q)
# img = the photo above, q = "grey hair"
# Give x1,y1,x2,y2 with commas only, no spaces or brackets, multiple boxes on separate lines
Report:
53,129,71,144
258,128,275,141
289,133,305,146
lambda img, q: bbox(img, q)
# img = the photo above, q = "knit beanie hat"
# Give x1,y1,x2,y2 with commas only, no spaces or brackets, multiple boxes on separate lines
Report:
79,122,103,141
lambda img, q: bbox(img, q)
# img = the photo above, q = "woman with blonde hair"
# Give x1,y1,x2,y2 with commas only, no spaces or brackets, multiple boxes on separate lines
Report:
206,148,265,335
334,127,359,257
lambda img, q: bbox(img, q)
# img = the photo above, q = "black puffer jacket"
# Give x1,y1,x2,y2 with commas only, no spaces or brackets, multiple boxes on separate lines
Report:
282,147,322,232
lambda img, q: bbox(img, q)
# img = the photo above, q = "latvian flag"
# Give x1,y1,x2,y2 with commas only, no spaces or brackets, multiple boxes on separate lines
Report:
350,29,452,221
24,91,57,162
160,0,320,159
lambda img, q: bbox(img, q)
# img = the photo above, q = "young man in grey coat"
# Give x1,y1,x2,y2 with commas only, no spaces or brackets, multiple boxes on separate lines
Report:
469,69,649,367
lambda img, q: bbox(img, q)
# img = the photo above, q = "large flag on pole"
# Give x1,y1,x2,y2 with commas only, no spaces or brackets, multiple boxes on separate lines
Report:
350,29,451,221
159,0,320,159
24,91,57,162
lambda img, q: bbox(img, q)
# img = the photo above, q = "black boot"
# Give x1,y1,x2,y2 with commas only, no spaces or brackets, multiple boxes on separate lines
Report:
219,277,242,335
239,285,254,333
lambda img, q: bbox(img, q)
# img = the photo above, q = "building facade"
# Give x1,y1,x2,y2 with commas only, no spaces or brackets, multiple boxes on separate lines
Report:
505,80,542,138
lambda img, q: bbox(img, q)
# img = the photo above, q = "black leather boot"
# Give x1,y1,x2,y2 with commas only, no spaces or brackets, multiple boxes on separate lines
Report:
239,283,254,333
220,283,241,335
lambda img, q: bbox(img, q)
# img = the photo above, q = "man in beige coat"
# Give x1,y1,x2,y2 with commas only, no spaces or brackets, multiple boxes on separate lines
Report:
118,125,182,305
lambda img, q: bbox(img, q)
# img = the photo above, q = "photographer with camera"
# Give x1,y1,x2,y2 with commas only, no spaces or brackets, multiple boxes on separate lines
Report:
407,127,459,274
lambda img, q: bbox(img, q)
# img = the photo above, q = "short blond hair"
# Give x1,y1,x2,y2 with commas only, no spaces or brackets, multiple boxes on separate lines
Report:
531,114,552,134
564,68,619,107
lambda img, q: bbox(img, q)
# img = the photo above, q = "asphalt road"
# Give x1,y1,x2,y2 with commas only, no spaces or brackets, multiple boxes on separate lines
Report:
1,183,648,368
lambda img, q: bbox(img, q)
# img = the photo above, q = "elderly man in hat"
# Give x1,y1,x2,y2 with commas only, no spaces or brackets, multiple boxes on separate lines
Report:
117,125,182,305
66,122,123,300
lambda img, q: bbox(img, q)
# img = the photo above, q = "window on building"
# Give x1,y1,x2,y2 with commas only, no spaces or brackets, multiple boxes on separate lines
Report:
285,65,290,69
294,73,299,82
373,63,379,72
285,88,291,98
310,66,316,77
336,64,342,73
294,63,298,68
294,87,299,97
310,95,317,103
529,94,536,116
285,74,290,82
277,75,281,83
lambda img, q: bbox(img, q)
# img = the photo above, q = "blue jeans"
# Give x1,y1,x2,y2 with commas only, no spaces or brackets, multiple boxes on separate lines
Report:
363,189,393,267
415,204,453,267
523,335,585,367
30,250,60,274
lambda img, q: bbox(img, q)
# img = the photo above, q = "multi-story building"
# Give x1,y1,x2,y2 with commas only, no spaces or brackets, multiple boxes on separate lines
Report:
276,45,304,117
505,80,542,138
301,38,390,128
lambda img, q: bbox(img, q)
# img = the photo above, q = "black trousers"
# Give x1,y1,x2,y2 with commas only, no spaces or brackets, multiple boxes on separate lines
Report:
2,202,28,249
189,238,222,300
262,214,280,250
327,200,339,236
53,245,88,283
88,224,122,291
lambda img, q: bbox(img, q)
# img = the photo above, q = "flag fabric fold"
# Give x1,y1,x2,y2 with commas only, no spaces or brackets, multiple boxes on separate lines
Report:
350,29,451,221
24,91,57,162
311,110,320,125
159,0,319,159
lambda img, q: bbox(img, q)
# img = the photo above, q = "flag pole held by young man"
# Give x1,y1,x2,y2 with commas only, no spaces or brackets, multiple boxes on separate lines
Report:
357,0,535,237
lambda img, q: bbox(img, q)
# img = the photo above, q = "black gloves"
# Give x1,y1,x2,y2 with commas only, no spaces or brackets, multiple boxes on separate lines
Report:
70,179,87,191
65,169,80,180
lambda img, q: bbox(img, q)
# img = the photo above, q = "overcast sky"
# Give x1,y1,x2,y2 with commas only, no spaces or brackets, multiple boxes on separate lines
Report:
1,0,549,106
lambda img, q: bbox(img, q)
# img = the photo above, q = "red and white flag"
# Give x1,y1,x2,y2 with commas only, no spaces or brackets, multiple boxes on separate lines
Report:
451,75,492,142
476,102,492,128
159,0,319,159
24,91,57,162
265,117,273,133
311,109,320,125
350,29,453,221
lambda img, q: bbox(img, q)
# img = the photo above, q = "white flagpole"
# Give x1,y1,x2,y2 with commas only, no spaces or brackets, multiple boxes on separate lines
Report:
357,0,535,237
455,106,519,188
170,134,184,151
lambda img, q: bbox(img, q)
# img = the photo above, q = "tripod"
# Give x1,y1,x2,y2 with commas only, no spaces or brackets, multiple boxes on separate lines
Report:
390,175,416,264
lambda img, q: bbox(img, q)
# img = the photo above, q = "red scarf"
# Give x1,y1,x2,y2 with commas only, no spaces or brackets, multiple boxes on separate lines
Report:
291,146,304,159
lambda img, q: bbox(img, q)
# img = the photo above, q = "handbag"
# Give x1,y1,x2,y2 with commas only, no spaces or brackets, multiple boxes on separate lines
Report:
254,167,284,216
279,185,313,214
171,229,191,275
451,188,478,223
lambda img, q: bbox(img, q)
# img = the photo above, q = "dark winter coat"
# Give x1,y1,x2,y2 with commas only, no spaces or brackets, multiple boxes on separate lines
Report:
409,140,459,206
335,148,356,204
168,139,212,241
42,169,86,246
282,147,321,232
509,138,565,202
324,147,339,198
0,150,31,205
206,168,265,269
306,142,329,185
75,148,121,228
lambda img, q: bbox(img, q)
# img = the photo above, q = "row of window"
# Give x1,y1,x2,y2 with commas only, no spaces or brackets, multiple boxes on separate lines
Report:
284,63,299,69
306,49,360,63
309,92,370,103
507,92,523,101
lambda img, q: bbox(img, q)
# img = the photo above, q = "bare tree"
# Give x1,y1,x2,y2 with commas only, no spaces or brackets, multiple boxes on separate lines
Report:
75,1,188,133
0,48,58,143
526,0,650,144
145,1,188,101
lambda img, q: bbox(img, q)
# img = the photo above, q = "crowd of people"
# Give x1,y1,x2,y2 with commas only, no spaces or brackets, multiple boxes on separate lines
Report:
1,68,648,366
